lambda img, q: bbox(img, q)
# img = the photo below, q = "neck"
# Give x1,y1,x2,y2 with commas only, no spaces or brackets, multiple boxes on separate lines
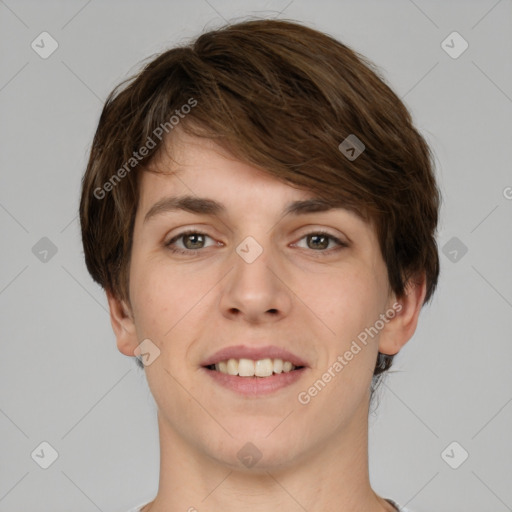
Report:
142,392,394,512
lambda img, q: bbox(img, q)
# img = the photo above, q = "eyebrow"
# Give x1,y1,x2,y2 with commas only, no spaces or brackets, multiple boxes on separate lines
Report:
143,195,346,224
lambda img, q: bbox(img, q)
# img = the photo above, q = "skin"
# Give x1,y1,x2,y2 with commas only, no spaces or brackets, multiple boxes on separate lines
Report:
107,128,426,512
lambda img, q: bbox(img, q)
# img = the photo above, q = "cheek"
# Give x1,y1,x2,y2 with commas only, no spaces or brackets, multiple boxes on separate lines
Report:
129,252,175,333
129,252,214,341
310,263,383,333
303,269,382,402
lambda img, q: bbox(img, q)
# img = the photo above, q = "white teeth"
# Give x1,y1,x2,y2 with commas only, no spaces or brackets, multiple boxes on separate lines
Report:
238,358,255,377
213,358,297,377
273,358,283,374
226,358,239,375
255,358,273,377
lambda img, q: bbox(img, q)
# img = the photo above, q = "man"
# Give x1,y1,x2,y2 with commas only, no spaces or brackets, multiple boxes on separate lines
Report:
80,18,440,512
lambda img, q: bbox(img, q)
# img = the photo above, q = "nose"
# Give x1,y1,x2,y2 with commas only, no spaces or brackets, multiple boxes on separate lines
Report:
219,236,293,324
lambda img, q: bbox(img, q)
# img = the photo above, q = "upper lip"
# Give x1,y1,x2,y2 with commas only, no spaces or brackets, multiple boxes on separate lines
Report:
201,345,309,368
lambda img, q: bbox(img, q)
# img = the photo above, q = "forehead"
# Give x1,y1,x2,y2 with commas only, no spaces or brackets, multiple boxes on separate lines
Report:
140,131,314,203
144,128,295,192
136,128,371,231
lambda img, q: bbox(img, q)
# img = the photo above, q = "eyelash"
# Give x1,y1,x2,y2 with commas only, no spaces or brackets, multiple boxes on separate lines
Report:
164,229,348,256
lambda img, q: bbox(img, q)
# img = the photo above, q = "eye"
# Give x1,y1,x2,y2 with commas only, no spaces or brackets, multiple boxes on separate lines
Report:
165,230,217,255
164,229,348,256
293,231,348,254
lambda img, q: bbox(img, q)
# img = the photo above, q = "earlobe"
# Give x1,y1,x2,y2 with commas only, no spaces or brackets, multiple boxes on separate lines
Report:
378,274,427,355
105,290,139,356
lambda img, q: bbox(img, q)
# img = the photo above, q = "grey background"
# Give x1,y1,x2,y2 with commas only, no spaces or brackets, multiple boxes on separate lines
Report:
1,1,511,511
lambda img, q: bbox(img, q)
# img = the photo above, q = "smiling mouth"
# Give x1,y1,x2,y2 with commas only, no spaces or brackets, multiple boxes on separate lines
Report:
204,358,304,377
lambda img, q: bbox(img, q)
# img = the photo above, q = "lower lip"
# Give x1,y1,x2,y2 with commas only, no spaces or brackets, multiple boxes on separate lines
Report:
202,367,308,396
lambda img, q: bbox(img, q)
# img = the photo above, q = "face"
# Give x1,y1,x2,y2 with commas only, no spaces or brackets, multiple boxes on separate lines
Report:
113,128,406,471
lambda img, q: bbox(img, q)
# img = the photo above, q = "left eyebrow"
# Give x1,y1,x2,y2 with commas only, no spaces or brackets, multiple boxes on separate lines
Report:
143,195,347,224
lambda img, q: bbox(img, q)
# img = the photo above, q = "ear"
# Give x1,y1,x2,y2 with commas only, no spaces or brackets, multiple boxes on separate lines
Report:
106,289,139,357
378,273,427,355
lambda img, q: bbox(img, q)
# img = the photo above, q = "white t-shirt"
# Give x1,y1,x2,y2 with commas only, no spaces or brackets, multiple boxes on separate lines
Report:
125,498,413,511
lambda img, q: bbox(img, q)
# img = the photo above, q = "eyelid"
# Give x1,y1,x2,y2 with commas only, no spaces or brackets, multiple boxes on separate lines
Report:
294,225,349,244
165,224,348,243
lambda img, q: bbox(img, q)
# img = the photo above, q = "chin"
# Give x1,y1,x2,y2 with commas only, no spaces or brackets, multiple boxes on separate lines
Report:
215,444,300,474
204,426,305,472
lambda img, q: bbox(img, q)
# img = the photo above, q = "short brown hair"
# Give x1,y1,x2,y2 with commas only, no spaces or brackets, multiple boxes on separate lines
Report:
79,18,440,380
